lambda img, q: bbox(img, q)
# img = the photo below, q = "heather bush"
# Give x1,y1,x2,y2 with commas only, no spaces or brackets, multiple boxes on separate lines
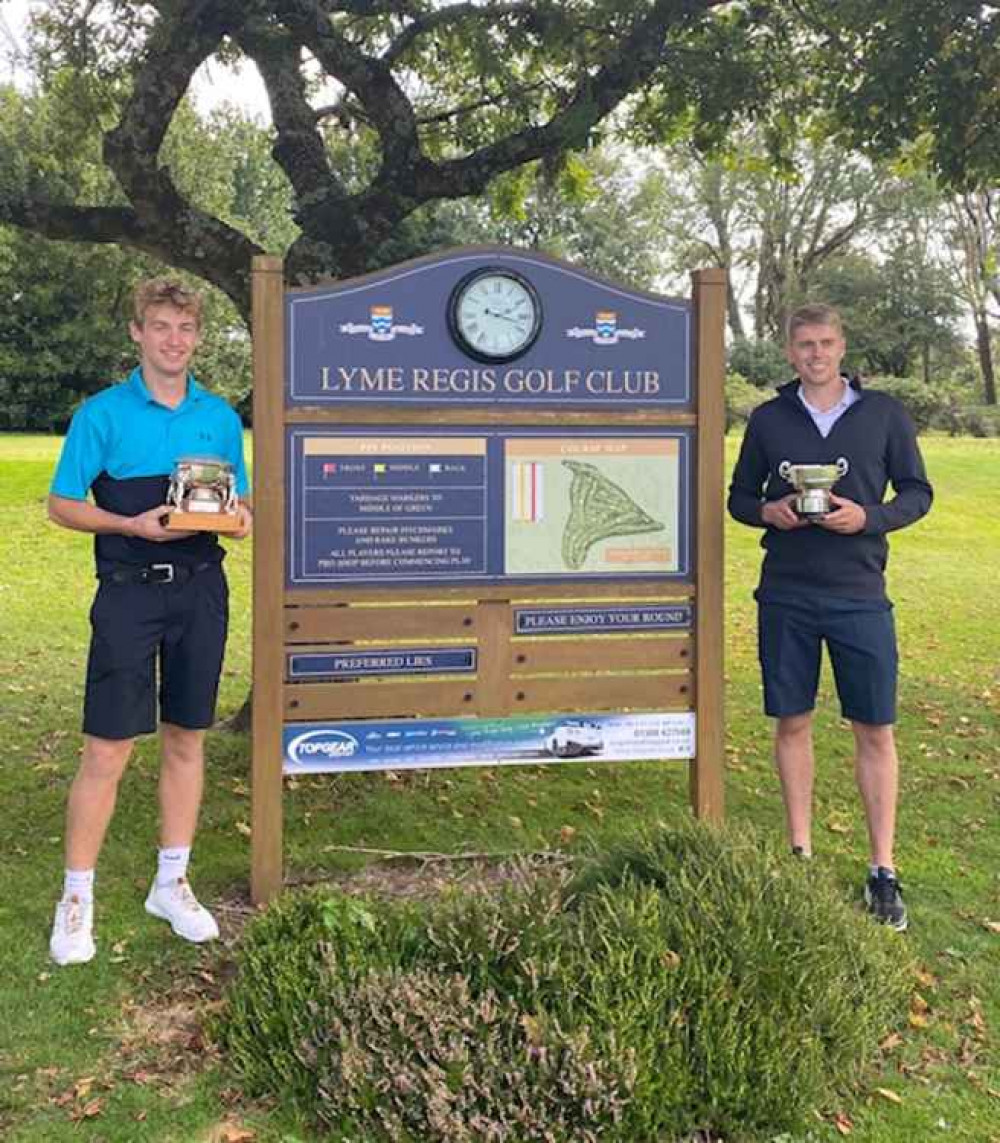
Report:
303,968,634,1141
216,888,412,1110
567,822,914,1139
218,823,913,1142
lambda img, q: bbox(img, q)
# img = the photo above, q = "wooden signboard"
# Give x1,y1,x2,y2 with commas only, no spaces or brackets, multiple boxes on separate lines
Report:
251,248,726,903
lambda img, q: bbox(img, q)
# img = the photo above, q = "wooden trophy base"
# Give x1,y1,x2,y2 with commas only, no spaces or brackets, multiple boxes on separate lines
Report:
165,510,242,533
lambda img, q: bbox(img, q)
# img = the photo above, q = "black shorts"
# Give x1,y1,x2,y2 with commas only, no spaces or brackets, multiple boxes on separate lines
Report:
83,565,229,740
757,593,898,726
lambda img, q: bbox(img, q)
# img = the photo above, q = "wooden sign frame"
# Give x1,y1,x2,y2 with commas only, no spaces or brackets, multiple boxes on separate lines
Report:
250,253,726,903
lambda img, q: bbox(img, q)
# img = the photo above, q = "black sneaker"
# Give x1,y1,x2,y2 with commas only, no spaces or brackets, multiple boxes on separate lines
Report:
864,868,908,932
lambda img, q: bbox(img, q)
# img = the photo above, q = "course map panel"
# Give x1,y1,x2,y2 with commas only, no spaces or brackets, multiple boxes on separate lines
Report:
506,437,681,576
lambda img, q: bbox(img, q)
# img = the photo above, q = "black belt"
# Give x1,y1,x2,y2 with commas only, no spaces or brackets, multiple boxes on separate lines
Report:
99,560,217,586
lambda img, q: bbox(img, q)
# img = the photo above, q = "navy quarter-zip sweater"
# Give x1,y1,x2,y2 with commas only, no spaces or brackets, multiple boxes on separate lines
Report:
728,378,933,600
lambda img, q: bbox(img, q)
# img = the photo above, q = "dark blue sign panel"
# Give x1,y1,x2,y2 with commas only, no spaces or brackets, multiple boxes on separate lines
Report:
287,647,477,680
287,426,692,587
514,603,693,635
286,248,691,408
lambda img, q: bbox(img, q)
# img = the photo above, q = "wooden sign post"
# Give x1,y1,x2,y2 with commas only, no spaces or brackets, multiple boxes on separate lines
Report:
250,249,726,904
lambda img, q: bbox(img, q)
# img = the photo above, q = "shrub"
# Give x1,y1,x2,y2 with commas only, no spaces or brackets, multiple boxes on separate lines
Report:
939,403,1000,438
215,888,413,1111
728,338,789,388
725,371,771,430
303,968,633,1141
863,375,952,432
568,822,914,1139
218,825,913,1142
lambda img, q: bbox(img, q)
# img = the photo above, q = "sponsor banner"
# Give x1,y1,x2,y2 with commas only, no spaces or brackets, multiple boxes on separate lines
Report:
283,711,695,774
287,647,477,680
515,604,692,636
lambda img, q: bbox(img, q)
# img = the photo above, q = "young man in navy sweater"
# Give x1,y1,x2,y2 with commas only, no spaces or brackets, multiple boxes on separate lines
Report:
728,303,932,931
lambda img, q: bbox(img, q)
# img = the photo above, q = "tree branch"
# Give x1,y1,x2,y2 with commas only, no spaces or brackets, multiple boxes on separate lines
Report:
0,195,263,315
236,18,353,216
103,1,249,211
382,1,534,67
406,0,730,202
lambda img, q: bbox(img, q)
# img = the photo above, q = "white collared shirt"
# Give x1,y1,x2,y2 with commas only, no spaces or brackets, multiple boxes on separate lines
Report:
797,377,858,438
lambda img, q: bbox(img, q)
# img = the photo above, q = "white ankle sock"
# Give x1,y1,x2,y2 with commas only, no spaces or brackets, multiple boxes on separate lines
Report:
156,846,191,887
64,868,95,903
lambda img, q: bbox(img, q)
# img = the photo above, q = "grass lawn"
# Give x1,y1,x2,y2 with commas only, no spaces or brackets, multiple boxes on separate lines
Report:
0,432,997,1142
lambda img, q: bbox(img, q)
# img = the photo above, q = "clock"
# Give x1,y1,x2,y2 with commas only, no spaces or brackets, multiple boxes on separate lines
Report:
447,267,542,363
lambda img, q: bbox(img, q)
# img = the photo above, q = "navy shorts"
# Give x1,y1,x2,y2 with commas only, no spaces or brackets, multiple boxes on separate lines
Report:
83,565,229,740
757,593,897,726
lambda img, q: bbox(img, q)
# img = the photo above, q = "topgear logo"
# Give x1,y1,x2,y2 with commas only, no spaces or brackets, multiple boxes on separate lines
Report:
286,728,360,767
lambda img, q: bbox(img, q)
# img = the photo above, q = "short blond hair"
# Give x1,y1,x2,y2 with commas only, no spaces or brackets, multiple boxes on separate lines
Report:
786,303,843,343
133,278,203,328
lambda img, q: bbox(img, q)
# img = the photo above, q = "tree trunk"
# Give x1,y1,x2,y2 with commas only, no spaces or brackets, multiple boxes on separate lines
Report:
975,316,998,405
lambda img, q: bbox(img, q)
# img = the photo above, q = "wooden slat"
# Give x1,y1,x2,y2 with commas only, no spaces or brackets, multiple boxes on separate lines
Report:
475,599,513,716
251,256,286,905
511,635,691,674
691,268,727,823
285,680,476,720
286,406,697,427
285,605,478,642
503,674,692,714
285,582,696,606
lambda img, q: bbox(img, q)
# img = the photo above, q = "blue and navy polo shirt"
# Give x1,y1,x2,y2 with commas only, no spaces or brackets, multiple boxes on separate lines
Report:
51,368,249,571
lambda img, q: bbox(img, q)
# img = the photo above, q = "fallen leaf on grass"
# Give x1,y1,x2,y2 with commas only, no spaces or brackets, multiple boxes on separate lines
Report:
73,1076,96,1099
559,825,577,844
70,1098,104,1121
874,1087,903,1104
220,1127,257,1143
234,821,251,837
982,919,1000,934
879,1032,903,1052
911,993,931,1015
909,1012,930,1029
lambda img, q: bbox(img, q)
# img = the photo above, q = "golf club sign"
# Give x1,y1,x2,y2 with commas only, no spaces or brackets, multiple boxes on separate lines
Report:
250,248,727,902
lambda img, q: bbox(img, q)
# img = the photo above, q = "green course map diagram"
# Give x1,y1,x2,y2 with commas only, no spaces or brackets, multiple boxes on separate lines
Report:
505,437,680,576
561,460,664,569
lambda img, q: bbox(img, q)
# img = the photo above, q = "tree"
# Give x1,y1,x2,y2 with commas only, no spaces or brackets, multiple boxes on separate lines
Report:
432,149,673,292
655,133,902,341
2,0,782,319
810,250,962,381
946,192,999,405
3,1,998,320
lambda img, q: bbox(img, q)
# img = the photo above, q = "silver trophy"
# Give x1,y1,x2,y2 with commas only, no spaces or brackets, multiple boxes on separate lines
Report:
777,458,849,519
165,455,240,532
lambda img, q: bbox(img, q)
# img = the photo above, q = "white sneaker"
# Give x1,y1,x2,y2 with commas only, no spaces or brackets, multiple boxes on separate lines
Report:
50,895,96,966
144,876,220,943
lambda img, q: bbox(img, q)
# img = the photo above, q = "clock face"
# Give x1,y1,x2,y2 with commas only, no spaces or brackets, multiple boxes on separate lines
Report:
448,268,542,362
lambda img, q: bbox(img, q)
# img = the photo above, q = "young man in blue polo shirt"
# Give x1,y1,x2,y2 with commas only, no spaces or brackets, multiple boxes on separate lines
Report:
47,278,252,966
728,303,932,932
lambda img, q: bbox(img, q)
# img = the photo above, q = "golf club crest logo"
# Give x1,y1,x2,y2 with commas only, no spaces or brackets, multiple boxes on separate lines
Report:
339,303,424,341
566,310,645,345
